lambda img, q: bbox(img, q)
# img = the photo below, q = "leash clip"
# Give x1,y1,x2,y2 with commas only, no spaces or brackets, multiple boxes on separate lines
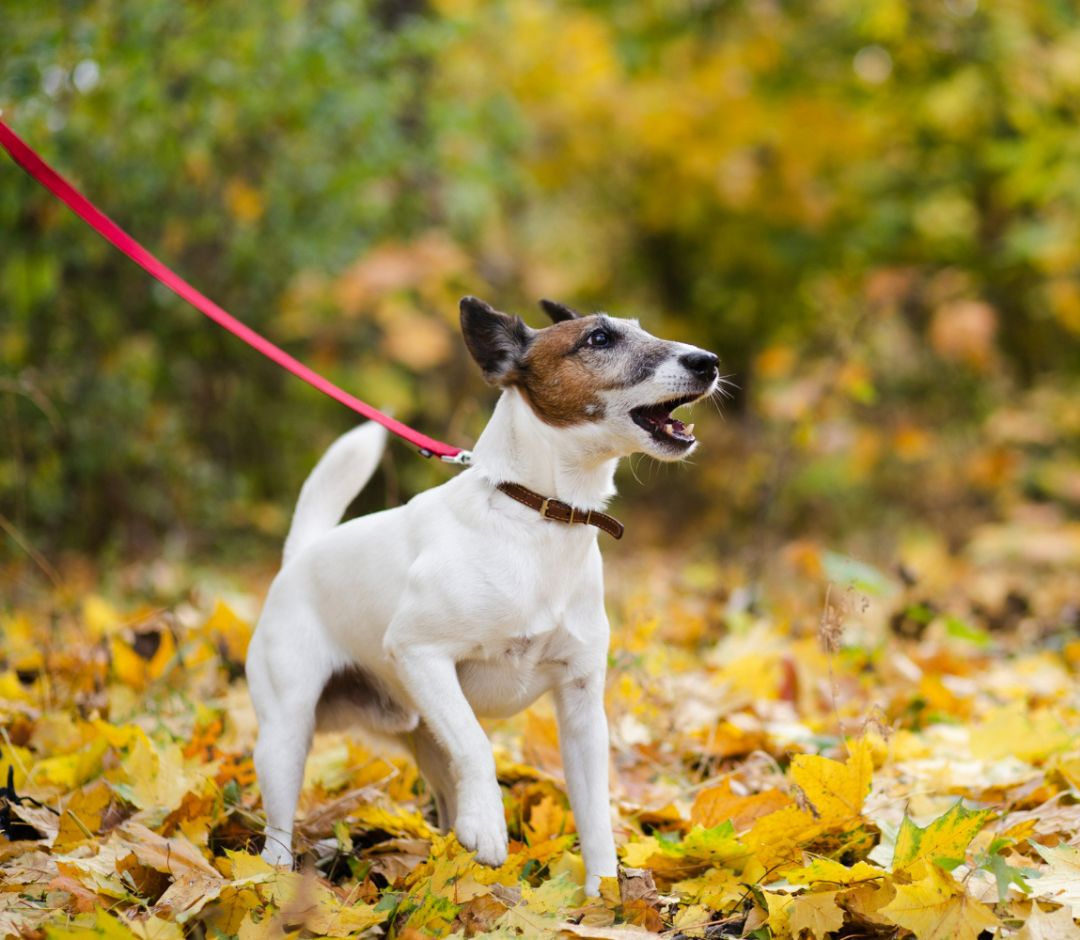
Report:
440,450,473,466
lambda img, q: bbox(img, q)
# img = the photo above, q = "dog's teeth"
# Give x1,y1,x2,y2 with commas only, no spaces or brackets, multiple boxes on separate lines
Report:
663,422,674,436
686,424,695,436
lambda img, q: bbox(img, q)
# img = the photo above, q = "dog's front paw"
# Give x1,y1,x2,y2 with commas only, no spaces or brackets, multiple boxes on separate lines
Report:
455,811,508,867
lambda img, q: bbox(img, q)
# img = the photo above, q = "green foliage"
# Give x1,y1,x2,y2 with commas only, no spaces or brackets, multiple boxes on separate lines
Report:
1,0,465,555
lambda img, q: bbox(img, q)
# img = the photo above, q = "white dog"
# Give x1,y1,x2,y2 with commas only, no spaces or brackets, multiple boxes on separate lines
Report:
247,296,719,894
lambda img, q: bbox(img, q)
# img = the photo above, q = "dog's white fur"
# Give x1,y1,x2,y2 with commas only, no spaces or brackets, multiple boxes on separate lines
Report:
247,301,717,894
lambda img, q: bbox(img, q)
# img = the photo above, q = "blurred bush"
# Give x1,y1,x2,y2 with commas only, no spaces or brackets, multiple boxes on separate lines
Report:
2,0,1079,563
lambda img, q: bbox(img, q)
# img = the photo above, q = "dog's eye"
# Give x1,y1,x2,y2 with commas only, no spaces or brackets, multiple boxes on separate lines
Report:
586,329,612,348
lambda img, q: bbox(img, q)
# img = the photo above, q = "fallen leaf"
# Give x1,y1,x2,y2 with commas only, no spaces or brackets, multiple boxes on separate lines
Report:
690,779,792,831
764,890,795,938
1016,901,1080,940
790,738,874,826
787,857,885,886
55,780,113,851
789,889,845,940
892,800,994,874
1031,843,1080,916
879,865,999,940
117,822,219,878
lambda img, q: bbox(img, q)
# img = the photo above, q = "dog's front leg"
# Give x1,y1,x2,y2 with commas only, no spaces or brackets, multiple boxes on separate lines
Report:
554,670,618,896
390,645,507,865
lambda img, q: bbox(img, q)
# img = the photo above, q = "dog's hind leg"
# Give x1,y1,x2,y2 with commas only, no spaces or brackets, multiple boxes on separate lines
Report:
247,618,331,868
410,721,457,832
254,708,315,866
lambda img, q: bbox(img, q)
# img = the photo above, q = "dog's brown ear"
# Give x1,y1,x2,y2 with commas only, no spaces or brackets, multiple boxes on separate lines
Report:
460,296,534,386
539,299,580,323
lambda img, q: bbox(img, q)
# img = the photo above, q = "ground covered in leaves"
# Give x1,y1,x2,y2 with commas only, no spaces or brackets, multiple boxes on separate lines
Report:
1,533,1080,939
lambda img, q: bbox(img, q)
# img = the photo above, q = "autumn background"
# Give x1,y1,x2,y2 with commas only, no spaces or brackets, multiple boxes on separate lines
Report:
2,1,1080,938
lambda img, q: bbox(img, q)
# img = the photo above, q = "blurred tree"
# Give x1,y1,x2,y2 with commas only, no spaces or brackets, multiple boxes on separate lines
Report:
1,0,468,558
2,0,1079,562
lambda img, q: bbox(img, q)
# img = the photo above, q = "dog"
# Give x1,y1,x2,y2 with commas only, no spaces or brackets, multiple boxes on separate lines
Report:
246,296,719,895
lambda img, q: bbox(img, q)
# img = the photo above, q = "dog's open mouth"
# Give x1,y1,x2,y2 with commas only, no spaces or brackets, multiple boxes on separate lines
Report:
630,395,699,447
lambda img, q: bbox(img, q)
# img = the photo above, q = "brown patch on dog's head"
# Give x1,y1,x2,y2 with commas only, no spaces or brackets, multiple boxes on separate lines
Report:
515,318,610,426
460,295,675,428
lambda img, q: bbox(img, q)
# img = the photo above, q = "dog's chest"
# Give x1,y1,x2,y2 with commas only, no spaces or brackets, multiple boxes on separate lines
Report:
458,628,578,718
447,535,602,717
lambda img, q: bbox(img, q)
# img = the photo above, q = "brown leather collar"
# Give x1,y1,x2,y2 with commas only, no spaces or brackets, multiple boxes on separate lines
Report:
496,482,624,540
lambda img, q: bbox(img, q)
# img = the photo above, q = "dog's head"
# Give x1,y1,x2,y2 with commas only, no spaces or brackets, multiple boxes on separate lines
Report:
460,296,720,461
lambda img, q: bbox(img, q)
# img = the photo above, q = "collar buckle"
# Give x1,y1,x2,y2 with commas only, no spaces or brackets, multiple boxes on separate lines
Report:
539,497,571,521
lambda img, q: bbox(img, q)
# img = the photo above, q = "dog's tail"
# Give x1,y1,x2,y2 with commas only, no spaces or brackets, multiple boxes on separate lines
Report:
283,422,388,563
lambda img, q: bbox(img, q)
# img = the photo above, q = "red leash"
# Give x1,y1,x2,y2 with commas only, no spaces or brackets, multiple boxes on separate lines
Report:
0,117,471,465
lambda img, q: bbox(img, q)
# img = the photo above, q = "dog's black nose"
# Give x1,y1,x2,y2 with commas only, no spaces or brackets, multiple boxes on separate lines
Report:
679,351,719,379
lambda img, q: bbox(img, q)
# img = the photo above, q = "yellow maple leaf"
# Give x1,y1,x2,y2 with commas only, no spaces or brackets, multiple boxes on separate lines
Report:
681,825,754,867
125,913,185,940
32,736,109,790
744,805,824,873
620,836,667,869
790,737,874,826
789,890,846,940
521,872,583,914
892,800,994,874
786,858,885,886
302,886,384,934
54,780,112,851
621,824,753,888
879,865,999,940
840,879,896,926
690,779,793,831
764,890,795,939
273,870,384,935
109,629,176,690
347,801,434,838
201,600,253,663
195,886,261,937
672,867,743,911
45,910,141,938
671,903,713,939
115,734,203,815
522,710,563,775
217,849,278,880
548,849,586,888
524,793,572,844
401,891,462,936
